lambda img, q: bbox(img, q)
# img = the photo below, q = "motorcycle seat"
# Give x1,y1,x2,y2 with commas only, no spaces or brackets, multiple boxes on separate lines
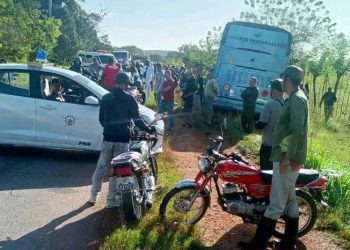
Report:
111,151,143,167
260,169,320,185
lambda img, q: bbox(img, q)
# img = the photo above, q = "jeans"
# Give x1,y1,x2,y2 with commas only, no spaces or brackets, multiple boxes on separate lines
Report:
155,91,162,108
241,106,255,133
264,162,300,220
91,141,129,206
160,100,175,128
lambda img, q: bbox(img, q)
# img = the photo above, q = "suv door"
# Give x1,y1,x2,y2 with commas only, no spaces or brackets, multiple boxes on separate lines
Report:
0,70,36,142
35,72,102,150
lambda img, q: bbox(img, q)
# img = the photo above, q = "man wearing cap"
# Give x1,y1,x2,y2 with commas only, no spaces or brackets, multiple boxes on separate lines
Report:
255,79,284,170
241,77,259,133
89,72,156,207
239,66,308,250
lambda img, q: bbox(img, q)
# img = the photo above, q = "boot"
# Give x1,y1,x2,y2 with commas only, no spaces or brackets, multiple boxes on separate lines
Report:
275,216,299,250
238,216,277,250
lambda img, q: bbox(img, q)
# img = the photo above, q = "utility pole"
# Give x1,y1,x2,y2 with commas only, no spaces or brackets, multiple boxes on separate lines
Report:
48,0,52,17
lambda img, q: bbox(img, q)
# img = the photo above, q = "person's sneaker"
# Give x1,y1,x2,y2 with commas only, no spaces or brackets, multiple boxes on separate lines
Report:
88,193,98,206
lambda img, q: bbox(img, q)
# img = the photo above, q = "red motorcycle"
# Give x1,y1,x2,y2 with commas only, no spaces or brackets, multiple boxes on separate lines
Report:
159,136,329,238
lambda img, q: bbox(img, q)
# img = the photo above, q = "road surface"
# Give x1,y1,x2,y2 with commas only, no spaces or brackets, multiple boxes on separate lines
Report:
0,146,118,250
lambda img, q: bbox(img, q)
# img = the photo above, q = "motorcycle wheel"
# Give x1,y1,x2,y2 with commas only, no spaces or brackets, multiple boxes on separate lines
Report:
159,186,210,225
149,155,158,184
122,172,143,221
273,190,318,238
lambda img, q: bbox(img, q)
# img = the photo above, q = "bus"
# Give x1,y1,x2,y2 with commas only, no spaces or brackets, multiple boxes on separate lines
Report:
214,21,292,113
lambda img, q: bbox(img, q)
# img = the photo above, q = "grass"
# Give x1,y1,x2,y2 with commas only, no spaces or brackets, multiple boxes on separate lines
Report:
100,133,205,250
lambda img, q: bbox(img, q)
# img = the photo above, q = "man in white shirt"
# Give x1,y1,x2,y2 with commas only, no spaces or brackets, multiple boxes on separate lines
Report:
143,59,154,102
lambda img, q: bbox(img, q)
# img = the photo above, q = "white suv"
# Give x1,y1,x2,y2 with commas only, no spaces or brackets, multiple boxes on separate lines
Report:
0,63,163,153
77,51,117,71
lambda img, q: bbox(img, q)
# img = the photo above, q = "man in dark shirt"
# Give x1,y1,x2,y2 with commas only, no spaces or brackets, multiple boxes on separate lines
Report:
69,56,84,74
241,77,259,133
319,87,337,121
182,71,197,127
89,72,155,207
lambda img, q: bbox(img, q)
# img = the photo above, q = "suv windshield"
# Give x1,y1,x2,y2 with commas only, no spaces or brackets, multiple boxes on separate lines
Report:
113,52,127,60
98,55,115,64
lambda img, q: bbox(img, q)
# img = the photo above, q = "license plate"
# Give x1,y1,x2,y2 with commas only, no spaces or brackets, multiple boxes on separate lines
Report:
115,176,135,192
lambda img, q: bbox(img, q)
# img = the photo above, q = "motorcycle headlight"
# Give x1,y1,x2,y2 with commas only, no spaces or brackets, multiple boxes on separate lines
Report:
198,156,210,173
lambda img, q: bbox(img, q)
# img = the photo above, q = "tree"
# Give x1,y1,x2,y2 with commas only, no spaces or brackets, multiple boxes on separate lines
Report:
178,27,222,69
0,0,61,61
308,47,332,107
50,0,111,64
165,51,184,67
330,33,350,96
240,0,336,60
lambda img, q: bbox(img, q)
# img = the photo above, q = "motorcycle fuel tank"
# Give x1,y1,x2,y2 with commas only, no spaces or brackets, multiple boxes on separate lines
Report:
217,159,262,184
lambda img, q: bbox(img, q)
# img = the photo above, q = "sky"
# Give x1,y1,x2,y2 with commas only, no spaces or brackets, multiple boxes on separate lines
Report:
80,0,350,51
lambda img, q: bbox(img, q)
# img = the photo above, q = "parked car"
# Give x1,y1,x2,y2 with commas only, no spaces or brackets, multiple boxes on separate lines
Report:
76,51,118,71
0,63,164,153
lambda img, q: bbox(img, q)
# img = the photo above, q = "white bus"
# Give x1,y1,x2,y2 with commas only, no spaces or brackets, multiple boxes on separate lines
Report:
214,21,292,113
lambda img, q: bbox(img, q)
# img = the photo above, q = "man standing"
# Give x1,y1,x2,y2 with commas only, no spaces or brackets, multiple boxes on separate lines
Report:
182,71,197,128
319,87,337,121
89,57,103,77
143,59,154,102
102,57,119,91
160,70,176,131
241,77,259,133
204,70,218,126
154,63,164,108
89,73,155,207
196,68,205,110
239,66,308,250
69,56,84,74
255,79,284,170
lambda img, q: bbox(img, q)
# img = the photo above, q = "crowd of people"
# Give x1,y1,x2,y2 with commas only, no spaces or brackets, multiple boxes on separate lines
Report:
69,55,219,132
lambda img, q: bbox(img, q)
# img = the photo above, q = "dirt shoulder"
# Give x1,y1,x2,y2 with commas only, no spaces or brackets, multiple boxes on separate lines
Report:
167,120,343,250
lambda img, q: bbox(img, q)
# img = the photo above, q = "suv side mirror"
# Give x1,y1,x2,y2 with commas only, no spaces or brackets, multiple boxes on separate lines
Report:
84,96,99,105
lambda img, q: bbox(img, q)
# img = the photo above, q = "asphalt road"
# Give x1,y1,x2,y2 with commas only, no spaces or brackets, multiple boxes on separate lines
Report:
0,146,120,250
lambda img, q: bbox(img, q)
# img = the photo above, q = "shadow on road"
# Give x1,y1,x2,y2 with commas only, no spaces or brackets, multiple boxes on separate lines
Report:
0,203,123,250
0,146,99,191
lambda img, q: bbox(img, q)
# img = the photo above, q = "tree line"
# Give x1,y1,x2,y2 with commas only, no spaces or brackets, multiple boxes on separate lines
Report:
0,0,112,64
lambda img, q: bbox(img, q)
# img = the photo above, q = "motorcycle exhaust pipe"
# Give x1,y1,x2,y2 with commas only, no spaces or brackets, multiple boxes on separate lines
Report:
144,176,156,210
